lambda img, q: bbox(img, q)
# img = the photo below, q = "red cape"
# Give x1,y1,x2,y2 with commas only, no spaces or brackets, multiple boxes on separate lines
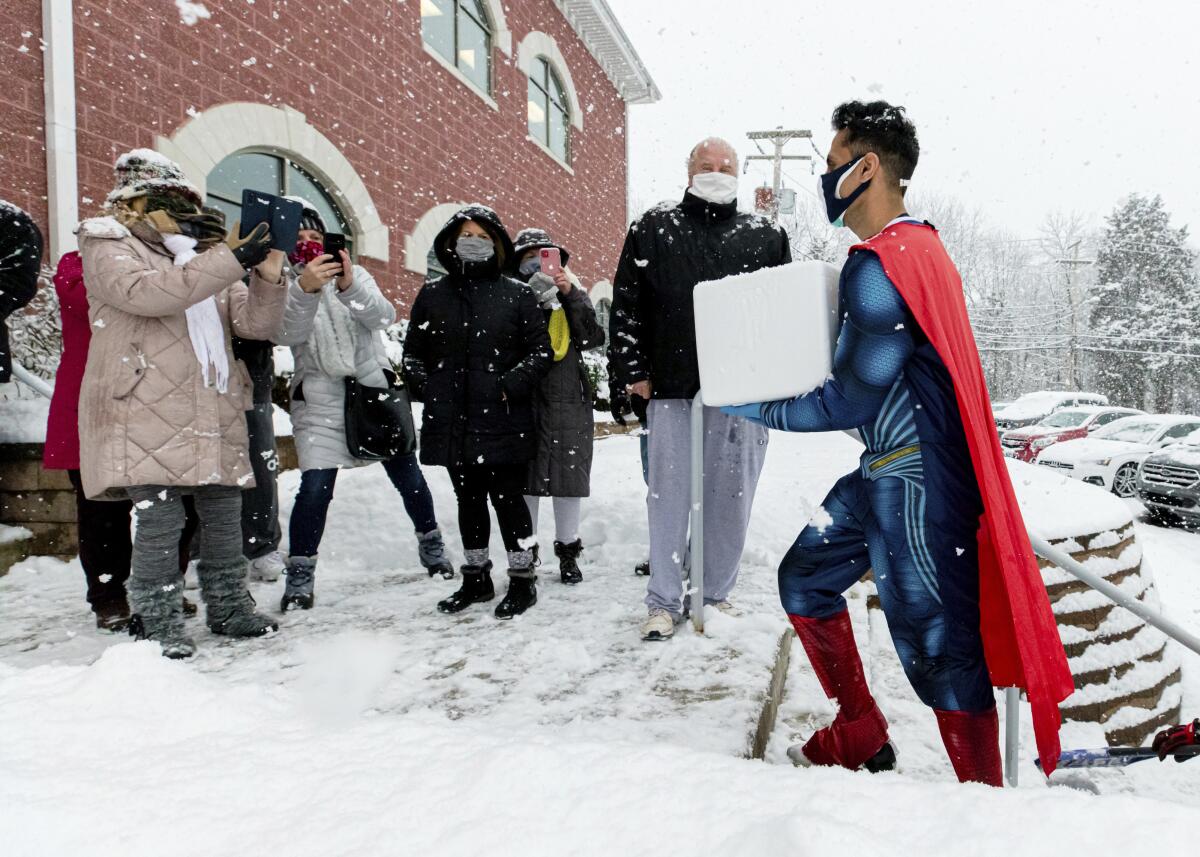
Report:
851,220,1075,775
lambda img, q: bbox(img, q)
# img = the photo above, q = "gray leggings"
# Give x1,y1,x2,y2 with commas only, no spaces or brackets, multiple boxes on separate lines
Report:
128,485,243,585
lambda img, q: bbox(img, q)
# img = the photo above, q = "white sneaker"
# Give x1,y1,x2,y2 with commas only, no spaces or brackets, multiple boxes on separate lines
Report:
248,550,286,583
641,608,675,641
713,600,742,617
183,559,200,590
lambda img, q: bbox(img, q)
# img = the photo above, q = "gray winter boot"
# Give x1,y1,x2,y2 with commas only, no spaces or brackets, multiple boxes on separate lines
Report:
281,555,317,611
417,529,455,579
198,558,279,637
128,575,196,659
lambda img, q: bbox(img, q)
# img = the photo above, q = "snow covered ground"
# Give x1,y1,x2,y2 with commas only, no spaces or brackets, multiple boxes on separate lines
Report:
2,430,1198,856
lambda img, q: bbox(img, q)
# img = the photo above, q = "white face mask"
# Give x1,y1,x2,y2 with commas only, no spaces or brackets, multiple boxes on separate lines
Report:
690,171,738,205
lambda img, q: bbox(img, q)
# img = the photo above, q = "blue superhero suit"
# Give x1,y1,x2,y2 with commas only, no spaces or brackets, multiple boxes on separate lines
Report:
729,237,993,713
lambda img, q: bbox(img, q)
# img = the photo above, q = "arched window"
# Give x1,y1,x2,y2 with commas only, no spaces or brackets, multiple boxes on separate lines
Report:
594,298,612,348
206,152,352,254
421,0,492,94
527,57,570,162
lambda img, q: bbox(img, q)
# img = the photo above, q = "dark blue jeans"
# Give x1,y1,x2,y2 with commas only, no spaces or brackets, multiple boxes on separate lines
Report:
288,453,438,558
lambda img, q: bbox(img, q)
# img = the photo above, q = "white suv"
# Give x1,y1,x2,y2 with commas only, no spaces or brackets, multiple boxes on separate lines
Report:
1036,414,1200,497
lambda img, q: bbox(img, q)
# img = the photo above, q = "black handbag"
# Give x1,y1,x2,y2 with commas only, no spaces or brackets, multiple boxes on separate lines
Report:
343,367,417,460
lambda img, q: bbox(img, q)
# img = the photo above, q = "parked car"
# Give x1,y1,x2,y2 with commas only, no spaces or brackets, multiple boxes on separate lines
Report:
1000,406,1144,462
994,390,1110,431
1037,414,1200,497
991,401,1012,417
1135,431,1200,528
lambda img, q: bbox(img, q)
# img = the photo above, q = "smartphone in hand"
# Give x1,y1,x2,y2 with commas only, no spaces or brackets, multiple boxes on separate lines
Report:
270,196,303,252
323,233,347,277
239,190,273,239
539,247,562,279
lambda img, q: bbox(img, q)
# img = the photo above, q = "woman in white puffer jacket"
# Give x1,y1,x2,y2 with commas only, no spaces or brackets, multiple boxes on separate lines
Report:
274,202,452,611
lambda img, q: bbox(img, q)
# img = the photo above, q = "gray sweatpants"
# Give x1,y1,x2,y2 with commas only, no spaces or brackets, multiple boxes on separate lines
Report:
129,485,244,588
644,398,769,615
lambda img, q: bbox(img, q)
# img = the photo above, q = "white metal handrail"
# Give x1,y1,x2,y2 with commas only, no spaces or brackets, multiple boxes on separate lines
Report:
10,362,54,399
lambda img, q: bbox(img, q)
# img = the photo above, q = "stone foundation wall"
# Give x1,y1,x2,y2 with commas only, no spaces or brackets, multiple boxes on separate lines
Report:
0,438,299,575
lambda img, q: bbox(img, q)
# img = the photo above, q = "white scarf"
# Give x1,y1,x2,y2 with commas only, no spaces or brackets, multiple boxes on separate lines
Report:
309,282,358,379
162,232,230,393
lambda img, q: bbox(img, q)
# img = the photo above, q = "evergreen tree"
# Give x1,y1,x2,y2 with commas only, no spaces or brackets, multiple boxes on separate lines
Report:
1090,195,1197,410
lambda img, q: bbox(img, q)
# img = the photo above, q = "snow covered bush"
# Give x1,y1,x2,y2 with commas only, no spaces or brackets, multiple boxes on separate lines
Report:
7,264,61,384
582,348,609,412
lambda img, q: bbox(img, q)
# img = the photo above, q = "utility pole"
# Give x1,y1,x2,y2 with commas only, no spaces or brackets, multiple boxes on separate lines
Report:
744,127,812,223
1056,240,1095,387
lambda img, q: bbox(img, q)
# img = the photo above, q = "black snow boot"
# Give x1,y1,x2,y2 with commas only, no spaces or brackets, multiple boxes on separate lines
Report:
494,575,538,619
554,539,584,585
281,555,316,612
418,529,455,580
634,560,650,577
94,598,131,633
437,562,495,614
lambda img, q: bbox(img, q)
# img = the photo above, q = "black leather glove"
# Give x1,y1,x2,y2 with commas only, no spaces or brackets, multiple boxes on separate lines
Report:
225,221,271,268
177,207,227,249
631,391,648,424
610,383,632,426
1153,719,1200,761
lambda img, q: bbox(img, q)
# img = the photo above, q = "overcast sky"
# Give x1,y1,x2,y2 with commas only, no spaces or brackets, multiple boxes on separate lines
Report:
608,0,1199,242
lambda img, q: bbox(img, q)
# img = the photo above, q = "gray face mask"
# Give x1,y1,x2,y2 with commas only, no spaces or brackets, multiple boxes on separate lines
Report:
456,235,495,263
518,257,541,277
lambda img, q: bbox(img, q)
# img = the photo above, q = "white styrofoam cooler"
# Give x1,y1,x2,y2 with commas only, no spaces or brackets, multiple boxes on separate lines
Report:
693,260,841,408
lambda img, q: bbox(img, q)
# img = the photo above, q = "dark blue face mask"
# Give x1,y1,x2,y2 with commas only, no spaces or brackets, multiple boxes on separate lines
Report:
819,155,870,227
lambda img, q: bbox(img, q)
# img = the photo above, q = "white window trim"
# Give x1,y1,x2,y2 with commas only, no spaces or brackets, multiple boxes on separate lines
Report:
153,102,389,262
422,40,499,112
477,0,513,56
589,279,612,307
516,31,584,132
404,202,466,276
525,133,575,175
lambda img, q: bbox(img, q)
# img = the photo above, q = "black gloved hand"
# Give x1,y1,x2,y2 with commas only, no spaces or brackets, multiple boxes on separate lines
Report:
610,384,632,426
177,207,227,249
1152,719,1200,761
225,221,272,268
631,391,648,424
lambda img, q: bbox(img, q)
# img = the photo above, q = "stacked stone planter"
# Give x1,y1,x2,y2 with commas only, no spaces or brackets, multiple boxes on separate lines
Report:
1012,460,1182,746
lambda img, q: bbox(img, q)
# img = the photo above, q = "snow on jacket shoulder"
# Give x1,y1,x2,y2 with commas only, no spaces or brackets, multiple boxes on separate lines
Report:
76,215,287,499
277,263,400,472
609,191,791,399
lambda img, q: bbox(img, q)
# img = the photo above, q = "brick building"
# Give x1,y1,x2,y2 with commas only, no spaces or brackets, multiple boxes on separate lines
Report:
3,0,659,311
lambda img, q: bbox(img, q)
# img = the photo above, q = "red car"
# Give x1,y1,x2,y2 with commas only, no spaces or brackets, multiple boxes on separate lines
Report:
1000,406,1144,462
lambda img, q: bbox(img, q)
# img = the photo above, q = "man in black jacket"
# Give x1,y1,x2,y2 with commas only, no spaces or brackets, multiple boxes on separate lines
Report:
610,138,791,640
0,202,44,383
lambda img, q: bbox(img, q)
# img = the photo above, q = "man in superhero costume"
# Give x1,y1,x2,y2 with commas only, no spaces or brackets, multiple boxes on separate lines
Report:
723,101,1074,783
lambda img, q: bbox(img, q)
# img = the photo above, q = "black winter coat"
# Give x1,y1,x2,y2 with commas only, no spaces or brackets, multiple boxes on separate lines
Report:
403,206,553,468
0,203,44,382
525,277,605,498
609,191,791,399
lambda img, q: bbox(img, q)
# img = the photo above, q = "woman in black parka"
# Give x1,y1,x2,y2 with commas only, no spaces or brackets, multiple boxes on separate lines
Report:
403,206,553,619
509,228,604,585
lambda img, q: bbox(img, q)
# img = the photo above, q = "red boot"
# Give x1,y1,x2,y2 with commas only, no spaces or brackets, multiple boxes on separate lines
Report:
789,611,889,770
935,707,1003,786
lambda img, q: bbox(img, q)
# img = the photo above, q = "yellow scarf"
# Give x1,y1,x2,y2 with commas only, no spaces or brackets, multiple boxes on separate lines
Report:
548,307,570,362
